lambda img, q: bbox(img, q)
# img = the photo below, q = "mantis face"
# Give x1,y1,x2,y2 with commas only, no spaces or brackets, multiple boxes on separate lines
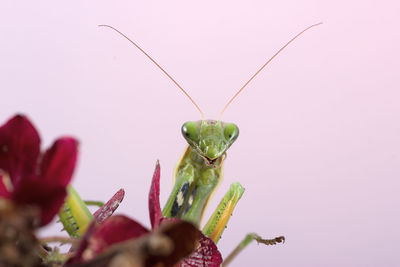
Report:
181,120,239,164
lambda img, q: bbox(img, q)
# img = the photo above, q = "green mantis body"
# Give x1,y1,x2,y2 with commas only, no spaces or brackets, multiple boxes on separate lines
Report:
59,23,321,260
163,120,239,226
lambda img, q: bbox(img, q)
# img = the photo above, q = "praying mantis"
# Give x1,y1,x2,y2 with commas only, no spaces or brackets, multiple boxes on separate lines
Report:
59,22,321,264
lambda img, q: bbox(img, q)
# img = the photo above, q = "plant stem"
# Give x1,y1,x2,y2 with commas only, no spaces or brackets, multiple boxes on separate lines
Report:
39,236,77,245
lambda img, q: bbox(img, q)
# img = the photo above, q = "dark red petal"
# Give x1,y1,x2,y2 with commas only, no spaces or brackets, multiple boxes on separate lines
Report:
146,220,199,267
88,215,149,255
40,137,78,187
0,184,9,198
93,189,125,224
0,115,40,186
0,173,11,198
159,217,180,224
158,218,223,267
12,176,68,225
149,160,162,229
179,231,223,267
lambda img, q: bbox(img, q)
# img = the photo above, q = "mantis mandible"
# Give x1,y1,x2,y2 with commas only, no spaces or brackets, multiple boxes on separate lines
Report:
59,22,321,262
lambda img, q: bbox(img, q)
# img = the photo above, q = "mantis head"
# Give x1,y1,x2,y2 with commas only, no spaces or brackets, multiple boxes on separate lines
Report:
181,120,239,164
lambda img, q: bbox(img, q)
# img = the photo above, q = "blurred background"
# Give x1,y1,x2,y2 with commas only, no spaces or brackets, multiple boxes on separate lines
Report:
1,1,399,266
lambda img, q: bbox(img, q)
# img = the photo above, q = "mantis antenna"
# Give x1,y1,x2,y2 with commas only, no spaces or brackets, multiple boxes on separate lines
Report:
98,24,205,120
219,22,323,120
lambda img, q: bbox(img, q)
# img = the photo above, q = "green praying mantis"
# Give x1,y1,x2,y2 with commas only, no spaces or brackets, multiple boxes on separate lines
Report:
59,22,321,263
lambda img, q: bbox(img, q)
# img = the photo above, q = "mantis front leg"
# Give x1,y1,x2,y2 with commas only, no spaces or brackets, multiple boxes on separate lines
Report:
58,186,124,238
59,186,94,237
203,182,245,243
222,234,285,266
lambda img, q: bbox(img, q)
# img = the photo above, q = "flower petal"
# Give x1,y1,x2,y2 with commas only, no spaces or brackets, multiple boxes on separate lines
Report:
159,218,223,267
88,215,149,256
179,231,223,267
12,177,68,225
0,173,12,199
0,115,40,187
93,188,125,224
147,220,199,267
12,137,79,225
40,137,79,187
149,160,162,229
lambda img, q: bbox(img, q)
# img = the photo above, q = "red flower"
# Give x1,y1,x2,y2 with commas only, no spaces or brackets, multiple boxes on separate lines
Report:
0,115,78,226
69,161,222,266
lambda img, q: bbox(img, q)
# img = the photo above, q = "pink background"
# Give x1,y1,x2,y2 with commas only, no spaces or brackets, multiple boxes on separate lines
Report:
1,1,399,266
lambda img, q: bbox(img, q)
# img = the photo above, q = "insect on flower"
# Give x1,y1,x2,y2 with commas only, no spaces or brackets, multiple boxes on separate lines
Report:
97,23,321,241
58,22,321,266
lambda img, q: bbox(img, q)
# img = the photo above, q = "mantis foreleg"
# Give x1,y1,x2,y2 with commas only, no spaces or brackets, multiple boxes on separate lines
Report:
59,186,93,238
203,182,245,243
222,234,285,266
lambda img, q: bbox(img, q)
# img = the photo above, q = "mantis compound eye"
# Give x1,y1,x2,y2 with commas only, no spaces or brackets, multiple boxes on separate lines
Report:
182,121,200,142
223,123,239,142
